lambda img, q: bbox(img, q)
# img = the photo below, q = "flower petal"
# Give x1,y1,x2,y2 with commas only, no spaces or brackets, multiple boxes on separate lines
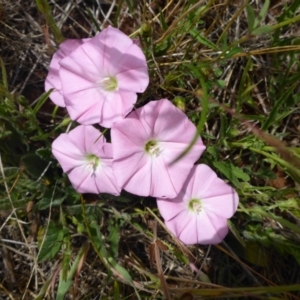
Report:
67,164,99,194
64,89,104,125
45,67,65,107
90,26,136,74
165,210,229,245
156,195,185,221
114,151,153,194
156,164,239,245
100,91,136,127
52,125,119,195
111,99,206,198
59,46,102,94
52,133,86,172
111,117,149,157
187,165,239,218
94,160,121,195
45,39,88,107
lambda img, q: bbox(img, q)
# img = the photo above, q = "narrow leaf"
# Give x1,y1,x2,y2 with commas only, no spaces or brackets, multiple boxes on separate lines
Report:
254,0,270,28
252,25,274,36
245,4,255,32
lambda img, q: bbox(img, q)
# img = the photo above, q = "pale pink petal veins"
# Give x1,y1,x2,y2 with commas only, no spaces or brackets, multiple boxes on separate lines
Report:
182,212,228,245
111,99,205,198
64,89,105,125
111,117,149,157
188,165,219,196
65,125,96,153
117,68,149,93
188,165,239,219
91,26,138,75
58,27,148,127
100,91,135,128
59,44,103,94
94,143,112,159
45,39,88,107
138,99,206,162
148,99,198,142
116,43,149,93
118,90,138,116
67,165,99,194
119,156,152,196
164,208,229,245
45,66,65,107
156,194,185,221
79,125,106,154
114,152,151,195
94,161,120,195
157,164,239,245
52,125,120,195
59,39,89,55
52,133,86,172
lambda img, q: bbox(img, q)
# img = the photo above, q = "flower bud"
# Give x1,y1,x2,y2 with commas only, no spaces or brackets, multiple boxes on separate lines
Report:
140,22,152,37
173,96,185,111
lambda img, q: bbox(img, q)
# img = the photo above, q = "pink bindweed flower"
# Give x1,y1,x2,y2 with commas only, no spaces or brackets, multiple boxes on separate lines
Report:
52,125,121,195
45,38,90,107
111,99,206,198
157,164,239,245
58,26,149,127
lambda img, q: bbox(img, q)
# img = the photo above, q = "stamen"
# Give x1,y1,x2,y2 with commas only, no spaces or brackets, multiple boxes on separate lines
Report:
145,140,162,157
188,199,202,214
99,76,118,91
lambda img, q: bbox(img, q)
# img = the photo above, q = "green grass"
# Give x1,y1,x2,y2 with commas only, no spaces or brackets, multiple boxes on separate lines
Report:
1,0,300,299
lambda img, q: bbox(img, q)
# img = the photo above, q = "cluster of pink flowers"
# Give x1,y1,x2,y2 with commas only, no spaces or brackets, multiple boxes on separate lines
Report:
47,26,239,245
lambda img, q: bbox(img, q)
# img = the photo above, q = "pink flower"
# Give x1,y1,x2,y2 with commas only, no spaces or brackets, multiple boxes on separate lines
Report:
45,38,90,107
52,125,120,195
157,164,239,245
58,26,149,127
111,99,206,198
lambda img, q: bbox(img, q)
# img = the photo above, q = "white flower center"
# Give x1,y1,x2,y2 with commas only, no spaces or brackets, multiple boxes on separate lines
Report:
188,199,202,214
99,76,118,91
86,154,100,172
145,140,161,157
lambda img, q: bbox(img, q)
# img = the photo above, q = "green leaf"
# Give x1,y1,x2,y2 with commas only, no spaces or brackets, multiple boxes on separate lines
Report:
212,161,250,188
244,224,300,266
0,167,19,181
228,220,246,248
0,57,8,90
154,37,171,56
38,221,67,261
114,281,120,300
37,196,65,210
85,8,101,32
21,153,49,179
243,241,269,267
35,0,64,43
251,25,274,36
224,47,243,59
245,4,255,32
262,82,297,130
33,89,53,115
56,241,89,300
107,218,121,259
189,29,219,50
124,0,136,13
0,197,29,210
254,0,270,28
251,207,300,235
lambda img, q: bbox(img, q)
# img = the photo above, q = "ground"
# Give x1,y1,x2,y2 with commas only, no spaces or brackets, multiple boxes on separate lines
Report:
1,0,300,299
